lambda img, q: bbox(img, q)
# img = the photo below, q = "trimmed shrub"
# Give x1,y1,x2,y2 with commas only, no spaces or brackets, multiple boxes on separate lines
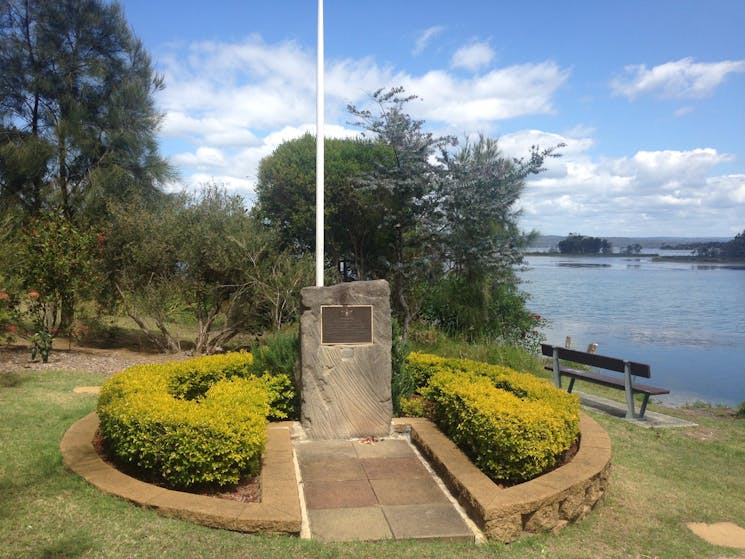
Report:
407,352,580,484
97,353,269,489
167,352,254,400
163,350,294,421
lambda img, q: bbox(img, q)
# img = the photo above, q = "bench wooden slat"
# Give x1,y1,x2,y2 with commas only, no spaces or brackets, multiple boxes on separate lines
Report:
544,366,670,396
541,343,651,378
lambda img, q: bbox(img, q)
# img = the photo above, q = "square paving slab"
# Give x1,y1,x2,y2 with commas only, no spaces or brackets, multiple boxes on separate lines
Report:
308,507,393,542
383,504,474,542
303,479,378,509
361,456,430,480
370,477,451,506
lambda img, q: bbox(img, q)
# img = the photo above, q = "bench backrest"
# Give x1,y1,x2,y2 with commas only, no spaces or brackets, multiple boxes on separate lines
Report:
540,343,651,378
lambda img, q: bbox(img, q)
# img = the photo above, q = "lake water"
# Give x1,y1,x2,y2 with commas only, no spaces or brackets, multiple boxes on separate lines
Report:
519,254,745,407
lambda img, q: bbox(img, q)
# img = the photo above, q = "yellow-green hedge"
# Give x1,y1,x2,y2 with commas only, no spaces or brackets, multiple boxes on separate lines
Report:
97,352,269,489
407,353,580,484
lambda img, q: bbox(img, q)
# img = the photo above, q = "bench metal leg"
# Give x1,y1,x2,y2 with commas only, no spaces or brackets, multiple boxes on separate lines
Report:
624,362,636,419
639,394,650,418
567,377,576,393
552,348,562,389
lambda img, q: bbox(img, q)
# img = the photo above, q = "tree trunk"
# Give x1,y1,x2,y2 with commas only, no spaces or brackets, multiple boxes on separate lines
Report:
59,293,75,333
115,283,180,353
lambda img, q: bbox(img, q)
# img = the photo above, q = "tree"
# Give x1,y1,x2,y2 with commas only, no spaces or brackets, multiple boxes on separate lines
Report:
0,0,172,220
724,230,745,258
622,243,643,255
104,186,313,353
422,134,561,341
257,87,561,343
1,211,101,341
255,133,391,281
558,233,612,255
438,134,561,281
1,0,172,330
347,87,456,340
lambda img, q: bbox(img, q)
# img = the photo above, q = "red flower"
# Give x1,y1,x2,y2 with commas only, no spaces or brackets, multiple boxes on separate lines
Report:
97,233,105,244
0,291,8,300
6,325,16,333
50,327,58,335
27,290,40,299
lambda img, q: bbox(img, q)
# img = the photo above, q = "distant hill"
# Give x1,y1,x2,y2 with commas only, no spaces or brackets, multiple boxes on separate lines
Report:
528,235,731,251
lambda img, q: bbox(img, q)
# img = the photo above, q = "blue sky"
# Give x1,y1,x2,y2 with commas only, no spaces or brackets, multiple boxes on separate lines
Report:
119,0,745,237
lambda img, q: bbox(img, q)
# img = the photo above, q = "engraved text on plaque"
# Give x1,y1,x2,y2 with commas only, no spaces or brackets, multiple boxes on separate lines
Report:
321,305,373,345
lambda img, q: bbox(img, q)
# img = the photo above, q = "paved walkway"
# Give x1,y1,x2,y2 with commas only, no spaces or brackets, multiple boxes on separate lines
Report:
294,437,475,542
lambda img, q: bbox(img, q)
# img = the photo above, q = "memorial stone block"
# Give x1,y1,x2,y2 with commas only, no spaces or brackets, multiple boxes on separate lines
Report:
299,280,392,439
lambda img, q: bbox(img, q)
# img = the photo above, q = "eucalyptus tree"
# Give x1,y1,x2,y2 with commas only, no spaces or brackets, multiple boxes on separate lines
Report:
426,134,563,340
347,87,456,340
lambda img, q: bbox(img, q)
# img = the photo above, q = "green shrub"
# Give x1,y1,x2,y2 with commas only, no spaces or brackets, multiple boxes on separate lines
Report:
249,330,299,420
737,401,745,418
98,353,269,489
391,318,413,416
407,352,580,484
250,330,298,377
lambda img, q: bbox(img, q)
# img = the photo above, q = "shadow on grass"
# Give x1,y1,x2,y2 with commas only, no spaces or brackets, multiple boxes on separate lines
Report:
0,371,28,388
38,532,96,559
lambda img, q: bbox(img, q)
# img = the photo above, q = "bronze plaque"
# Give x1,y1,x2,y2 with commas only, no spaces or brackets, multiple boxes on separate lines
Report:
321,305,373,345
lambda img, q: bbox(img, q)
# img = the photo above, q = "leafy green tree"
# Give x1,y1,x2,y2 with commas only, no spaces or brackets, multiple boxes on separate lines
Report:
258,87,560,344
105,186,313,353
438,134,561,281
347,87,456,340
256,133,391,281
2,211,100,340
1,0,172,329
424,134,561,341
105,188,252,353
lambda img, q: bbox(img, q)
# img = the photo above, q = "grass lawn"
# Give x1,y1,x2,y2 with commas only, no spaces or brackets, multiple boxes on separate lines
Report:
2,367,744,558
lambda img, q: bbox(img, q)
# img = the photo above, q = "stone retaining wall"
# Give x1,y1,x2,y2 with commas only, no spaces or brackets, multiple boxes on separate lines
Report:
61,413,301,535
394,413,611,542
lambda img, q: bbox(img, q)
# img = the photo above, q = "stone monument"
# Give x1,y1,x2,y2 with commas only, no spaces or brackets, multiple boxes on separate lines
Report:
299,279,392,439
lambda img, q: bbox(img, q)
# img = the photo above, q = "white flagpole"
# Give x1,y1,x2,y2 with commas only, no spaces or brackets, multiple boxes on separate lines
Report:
315,0,325,287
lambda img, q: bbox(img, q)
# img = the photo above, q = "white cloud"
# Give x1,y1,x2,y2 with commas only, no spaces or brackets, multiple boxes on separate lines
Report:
151,35,744,237
403,62,569,126
499,129,594,158
413,26,445,56
611,57,745,100
172,147,226,170
451,41,495,72
519,143,743,236
156,34,571,195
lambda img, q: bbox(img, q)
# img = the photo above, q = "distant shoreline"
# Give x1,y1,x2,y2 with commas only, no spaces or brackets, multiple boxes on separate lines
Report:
524,252,745,265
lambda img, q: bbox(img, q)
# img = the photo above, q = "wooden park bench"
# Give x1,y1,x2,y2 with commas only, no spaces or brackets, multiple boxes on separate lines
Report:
540,343,670,419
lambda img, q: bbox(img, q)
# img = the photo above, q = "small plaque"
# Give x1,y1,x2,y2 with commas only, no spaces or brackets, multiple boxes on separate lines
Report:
321,305,373,345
